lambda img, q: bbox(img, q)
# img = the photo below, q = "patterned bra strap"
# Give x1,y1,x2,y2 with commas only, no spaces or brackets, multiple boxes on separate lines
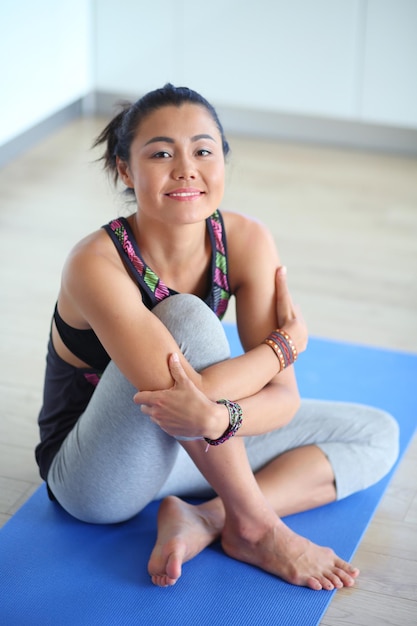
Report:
104,218,170,307
209,210,231,319
103,210,231,317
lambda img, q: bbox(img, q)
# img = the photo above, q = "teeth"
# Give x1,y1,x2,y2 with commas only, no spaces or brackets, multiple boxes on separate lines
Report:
169,192,200,197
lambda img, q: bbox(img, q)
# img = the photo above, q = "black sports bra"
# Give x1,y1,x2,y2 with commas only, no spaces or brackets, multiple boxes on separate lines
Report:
53,305,110,371
53,209,231,370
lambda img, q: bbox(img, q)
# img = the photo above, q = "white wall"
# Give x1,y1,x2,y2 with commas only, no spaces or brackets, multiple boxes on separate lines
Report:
361,0,417,128
94,0,361,119
0,0,92,146
1,0,416,151
94,0,417,130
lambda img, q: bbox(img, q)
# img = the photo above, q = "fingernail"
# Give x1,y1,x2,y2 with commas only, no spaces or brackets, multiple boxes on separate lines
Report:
279,266,287,276
172,352,179,362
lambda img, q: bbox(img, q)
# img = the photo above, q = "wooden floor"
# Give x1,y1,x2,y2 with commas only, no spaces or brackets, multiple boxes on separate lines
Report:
1,117,416,624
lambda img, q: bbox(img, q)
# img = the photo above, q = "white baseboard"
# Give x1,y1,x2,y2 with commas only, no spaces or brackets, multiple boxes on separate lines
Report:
218,105,417,157
1,91,416,169
0,99,84,169
95,90,417,157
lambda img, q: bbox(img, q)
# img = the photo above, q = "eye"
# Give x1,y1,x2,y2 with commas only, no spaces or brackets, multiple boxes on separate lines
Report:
152,151,171,159
196,148,212,157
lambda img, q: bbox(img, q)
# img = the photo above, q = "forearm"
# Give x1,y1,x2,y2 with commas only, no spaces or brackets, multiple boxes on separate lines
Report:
198,342,281,401
203,368,300,440
236,375,300,436
135,351,299,442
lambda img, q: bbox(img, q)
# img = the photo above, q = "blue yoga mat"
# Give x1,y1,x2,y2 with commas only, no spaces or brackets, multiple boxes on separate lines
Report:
1,327,416,626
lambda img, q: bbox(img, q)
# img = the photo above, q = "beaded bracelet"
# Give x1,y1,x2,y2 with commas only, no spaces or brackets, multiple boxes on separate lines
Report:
263,329,298,371
204,399,243,452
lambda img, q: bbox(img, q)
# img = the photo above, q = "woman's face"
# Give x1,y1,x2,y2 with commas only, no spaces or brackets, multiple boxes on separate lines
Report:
118,103,226,226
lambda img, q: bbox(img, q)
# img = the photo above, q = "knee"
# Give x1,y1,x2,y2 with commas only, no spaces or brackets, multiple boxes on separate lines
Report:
330,407,400,499
153,294,231,370
354,407,400,493
371,408,400,475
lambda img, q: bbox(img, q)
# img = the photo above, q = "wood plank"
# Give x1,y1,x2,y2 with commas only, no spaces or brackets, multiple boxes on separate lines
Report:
322,588,417,625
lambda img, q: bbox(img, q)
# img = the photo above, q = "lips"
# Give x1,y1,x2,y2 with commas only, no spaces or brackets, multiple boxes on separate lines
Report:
165,188,204,200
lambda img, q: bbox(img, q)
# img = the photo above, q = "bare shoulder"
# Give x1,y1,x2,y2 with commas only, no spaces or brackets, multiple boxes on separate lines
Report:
65,227,115,263
222,210,273,243
63,228,122,283
58,226,134,323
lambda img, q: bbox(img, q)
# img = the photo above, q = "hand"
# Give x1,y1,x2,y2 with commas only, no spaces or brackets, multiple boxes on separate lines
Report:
275,266,308,355
133,353,226,440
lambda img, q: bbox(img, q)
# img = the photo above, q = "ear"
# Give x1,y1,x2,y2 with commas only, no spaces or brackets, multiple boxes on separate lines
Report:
116,157,134,188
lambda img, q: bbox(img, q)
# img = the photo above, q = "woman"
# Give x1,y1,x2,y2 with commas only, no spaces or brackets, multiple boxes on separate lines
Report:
36,84,399,591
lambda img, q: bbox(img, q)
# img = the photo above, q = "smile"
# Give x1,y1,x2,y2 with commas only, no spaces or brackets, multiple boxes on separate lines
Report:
166,189,204,200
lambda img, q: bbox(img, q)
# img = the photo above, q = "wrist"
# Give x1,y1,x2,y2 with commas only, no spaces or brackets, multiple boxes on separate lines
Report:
261,341,282,375
263,328,298,371
204,400,243,450
205,402,230,440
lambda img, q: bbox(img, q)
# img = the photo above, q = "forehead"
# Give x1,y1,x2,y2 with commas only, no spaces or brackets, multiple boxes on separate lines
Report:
135,103,220,140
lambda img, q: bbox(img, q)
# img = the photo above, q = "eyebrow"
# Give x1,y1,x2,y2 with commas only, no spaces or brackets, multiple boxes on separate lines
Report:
144,134,216,146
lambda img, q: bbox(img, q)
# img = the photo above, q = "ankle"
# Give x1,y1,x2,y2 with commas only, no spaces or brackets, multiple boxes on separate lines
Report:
196,501,225,537
223,504,280,544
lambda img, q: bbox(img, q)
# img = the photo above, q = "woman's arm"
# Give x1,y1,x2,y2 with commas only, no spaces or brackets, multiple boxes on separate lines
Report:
136,351,298,440
59,217,304,438
135,213,306,439
60,223,302,389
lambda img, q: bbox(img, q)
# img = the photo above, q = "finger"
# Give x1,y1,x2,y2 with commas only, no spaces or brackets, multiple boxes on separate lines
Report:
139,403,152,416
168,352,188,384
133,390,154,405
275,266,295,323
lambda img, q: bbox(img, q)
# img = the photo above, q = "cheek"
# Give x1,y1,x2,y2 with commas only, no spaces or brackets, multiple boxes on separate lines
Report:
212,165,225,194
134,169,159,197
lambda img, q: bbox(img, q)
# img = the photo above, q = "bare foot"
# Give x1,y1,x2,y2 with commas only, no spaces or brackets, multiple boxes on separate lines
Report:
148,496,222,587
222,517,360,591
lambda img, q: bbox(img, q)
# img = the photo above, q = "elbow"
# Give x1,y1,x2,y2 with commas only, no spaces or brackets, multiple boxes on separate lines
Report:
283,389,301,427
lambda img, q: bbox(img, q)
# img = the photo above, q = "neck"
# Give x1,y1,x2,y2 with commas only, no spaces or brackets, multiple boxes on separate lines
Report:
129,212,209,275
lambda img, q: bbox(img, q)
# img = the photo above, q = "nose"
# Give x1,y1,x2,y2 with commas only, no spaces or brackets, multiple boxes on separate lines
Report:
172,154,196,180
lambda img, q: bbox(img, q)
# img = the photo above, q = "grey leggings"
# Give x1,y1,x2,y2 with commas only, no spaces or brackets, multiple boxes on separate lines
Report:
48,294,399,524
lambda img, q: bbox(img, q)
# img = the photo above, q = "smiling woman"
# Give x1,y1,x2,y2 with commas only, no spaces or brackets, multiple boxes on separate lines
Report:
115,104,226,226
35,83,399,592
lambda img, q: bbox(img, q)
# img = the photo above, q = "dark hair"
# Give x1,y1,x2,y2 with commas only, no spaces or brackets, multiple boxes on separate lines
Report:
93,83,230,188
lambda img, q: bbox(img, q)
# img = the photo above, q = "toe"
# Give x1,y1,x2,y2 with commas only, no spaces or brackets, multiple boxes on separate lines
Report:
336,558,360,577
165,552,182,581
333,567,356,587
151,574,177,587
323,570,344,590
316,574,335,591
305,576,324,591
